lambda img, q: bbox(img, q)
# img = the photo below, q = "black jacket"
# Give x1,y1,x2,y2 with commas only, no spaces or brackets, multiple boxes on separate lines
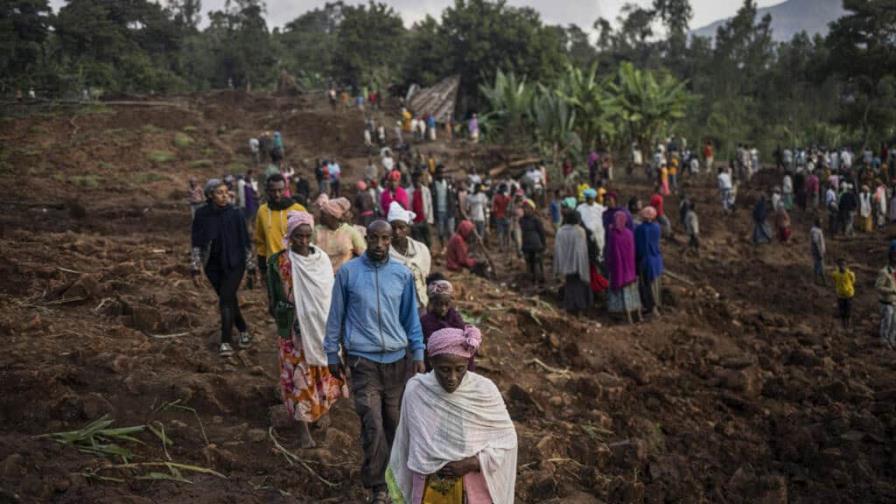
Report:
519,214,546,253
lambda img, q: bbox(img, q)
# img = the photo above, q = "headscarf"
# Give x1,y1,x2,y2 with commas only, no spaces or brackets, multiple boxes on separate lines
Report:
640,206,657,222
522,198,536,209
357,180,368,191
457,220,475,238
427,280,454,298
562,197,578,209
614,210,628,230
428,325,482,360
283,211,314,247
389,169,402,182
583,188,597,200
388,200,416,223
204,178,224,199
321,197,351,219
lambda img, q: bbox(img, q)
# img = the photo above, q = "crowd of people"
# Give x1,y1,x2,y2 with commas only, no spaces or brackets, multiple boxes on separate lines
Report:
186,100,896,502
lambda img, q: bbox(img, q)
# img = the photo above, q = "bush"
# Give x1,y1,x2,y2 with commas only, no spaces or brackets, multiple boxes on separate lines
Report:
147,150,176,163
189,159,213,168
174,132,194,148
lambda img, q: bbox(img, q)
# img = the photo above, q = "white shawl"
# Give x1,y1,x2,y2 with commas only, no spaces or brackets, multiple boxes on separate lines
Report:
288,248,334,366
388,372,518,504
389,238,431,307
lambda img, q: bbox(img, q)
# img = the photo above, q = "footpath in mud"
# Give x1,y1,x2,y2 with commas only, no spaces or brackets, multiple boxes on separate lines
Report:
1,93,895,503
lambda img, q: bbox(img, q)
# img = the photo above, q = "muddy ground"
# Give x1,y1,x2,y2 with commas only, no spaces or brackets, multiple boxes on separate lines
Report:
1,92,895,503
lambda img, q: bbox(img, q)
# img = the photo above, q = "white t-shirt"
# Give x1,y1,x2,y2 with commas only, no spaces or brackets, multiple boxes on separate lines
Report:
576,202,606,248
466,192,487,221
382,156,394,172
718,172,733,190
249,138,259,153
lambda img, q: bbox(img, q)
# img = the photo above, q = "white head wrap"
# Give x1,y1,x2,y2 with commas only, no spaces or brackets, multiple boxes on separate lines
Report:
387,201,416,224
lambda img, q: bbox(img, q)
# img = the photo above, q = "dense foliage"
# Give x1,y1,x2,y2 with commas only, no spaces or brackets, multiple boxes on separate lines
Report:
2,0,893,158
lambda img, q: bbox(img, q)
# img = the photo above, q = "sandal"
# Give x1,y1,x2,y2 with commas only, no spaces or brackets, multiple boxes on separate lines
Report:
370,489,390,504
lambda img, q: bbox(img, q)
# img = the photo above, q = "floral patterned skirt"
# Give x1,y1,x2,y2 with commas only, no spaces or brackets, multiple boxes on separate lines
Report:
278,336,348,423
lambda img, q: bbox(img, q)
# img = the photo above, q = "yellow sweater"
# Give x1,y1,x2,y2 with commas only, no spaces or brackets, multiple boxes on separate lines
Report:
254,201,306,258
831,268,855,299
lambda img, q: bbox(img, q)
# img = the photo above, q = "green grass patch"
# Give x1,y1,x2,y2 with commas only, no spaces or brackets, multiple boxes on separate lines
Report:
71,174,100,188
147,150,176,163
98,161,116,171
201,147,215,157
174,132,193,148
141,124,162,134
183,125,198,133
134,172,166,184
226,162,245,173
189,159,213,168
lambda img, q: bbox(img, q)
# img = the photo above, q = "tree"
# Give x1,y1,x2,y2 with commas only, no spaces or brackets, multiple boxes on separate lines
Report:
554,64,618,151
332,1,405,88
402,16,448,88
826,0,896,144
54,0,186,93
478,69,535,144
276,2,344,80
0,0,52,91
438,0,567,114
204,0,275,88
611,62,690,157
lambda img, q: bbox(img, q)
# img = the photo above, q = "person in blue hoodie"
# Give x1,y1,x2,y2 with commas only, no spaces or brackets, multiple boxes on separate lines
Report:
325,219,425,504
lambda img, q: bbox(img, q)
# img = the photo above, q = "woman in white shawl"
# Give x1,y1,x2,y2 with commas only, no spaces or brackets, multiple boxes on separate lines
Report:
554,199,593,314
388,201,432,308
387,326,517,504
267,211,348,447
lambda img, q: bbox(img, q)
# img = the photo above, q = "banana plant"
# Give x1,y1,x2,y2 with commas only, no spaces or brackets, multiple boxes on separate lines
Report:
478,70,535,145
611,62,690,158
530,86,582,169
554,63,619,151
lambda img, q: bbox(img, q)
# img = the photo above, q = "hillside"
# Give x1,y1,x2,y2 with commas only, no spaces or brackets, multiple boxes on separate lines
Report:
691,0,847,42
1,92,895,502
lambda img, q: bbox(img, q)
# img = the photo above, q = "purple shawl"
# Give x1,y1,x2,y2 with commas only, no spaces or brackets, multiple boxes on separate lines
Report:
606,213,637,290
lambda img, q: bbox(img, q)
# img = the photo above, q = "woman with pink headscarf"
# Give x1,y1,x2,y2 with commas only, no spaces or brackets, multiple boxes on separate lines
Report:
606,210,642,324
314,194,367,271
387,326,517,504
267,211,349,448
381,169,409,215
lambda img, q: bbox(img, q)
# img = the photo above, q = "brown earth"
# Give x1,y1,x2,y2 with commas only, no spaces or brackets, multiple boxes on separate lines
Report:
1,91,895,503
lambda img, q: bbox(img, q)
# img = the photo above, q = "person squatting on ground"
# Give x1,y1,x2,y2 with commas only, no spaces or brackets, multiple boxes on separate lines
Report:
386,325,517,504
191,179,255,356
266,211,347,447
325,220,426,504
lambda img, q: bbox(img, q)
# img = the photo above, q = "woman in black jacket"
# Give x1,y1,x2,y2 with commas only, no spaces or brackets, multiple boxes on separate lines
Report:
191,179,255,356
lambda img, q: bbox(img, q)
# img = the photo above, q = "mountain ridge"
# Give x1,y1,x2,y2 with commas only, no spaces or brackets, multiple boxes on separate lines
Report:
690,0,847,42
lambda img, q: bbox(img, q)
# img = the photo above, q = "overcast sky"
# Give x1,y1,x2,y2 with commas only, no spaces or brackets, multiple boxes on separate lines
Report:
49,0,784,31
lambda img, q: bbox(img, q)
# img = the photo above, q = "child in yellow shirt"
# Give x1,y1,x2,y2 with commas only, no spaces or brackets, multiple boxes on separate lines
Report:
831,258,855,331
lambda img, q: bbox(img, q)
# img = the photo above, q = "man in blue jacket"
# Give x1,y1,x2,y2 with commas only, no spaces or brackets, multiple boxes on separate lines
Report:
325,219,425,503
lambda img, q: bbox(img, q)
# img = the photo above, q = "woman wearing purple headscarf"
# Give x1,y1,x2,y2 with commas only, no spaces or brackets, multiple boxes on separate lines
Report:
606,210,642,324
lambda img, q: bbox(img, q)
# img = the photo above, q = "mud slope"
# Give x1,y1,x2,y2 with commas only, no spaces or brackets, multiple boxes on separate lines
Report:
0,94,894,503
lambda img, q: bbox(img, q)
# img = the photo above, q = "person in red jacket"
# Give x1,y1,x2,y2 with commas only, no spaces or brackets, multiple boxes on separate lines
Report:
446,220,485,275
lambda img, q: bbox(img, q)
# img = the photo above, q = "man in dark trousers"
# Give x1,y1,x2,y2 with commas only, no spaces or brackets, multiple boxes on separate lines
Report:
325,220,425,504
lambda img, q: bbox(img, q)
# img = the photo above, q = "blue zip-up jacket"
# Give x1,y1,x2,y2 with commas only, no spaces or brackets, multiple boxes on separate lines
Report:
325,254,424,365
